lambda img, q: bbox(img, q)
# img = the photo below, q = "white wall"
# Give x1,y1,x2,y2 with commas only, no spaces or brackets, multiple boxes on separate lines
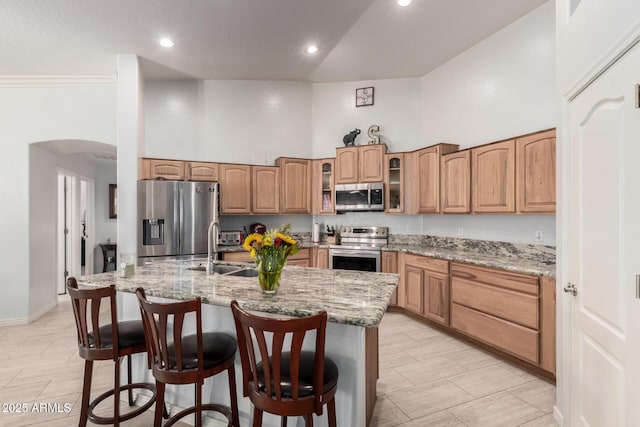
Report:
421,1,555,148
145,80,313,164
93,162,117,272
311,77,423,157
557,0,640,94
29,146,58,316
0,82,116,323
311,2,556,245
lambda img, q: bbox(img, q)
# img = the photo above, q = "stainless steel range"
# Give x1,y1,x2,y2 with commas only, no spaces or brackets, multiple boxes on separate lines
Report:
329,226,388,272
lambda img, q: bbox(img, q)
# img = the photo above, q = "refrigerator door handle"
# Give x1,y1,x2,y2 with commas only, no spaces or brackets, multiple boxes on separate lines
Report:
178,186,184,254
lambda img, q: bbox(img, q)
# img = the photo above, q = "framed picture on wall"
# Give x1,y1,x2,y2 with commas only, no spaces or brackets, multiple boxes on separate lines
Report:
109,184,117,219
355,86,374,107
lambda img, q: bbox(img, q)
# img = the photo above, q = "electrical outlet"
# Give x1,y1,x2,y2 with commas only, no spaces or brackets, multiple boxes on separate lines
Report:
535,230,543,242
457,227,464,236
406,224,412,232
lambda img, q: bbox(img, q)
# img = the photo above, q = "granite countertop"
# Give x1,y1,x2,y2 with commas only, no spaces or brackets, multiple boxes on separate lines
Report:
77,260,398,328
383,244,555,278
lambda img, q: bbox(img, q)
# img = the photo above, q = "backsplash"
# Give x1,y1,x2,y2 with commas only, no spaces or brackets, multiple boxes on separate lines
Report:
388,234,556,264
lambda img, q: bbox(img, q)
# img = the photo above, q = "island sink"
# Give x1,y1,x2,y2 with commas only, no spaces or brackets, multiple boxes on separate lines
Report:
186,262,259,277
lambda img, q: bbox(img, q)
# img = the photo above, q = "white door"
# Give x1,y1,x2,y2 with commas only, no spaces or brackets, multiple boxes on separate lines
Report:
568,41,640,426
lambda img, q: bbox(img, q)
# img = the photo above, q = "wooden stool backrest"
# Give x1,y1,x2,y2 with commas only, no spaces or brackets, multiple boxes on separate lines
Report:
230,300,328,415
135,288,204,382
66,277,118,361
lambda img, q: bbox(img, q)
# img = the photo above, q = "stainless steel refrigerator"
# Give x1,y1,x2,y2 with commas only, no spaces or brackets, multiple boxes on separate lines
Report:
137,180,219,259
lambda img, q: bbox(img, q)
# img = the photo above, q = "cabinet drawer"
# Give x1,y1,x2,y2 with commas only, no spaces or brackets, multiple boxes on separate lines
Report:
287,258,309,267
288,248,310,260
223,251,253,263
451,262,538,295
451,278,538,329
404,254,448,274
451,303,539,364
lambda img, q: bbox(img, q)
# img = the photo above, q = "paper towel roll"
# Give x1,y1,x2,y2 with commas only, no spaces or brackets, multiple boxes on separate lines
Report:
312,222,320,243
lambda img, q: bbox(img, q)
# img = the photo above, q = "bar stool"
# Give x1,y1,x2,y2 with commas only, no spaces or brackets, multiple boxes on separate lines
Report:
136,287,240,427
230,300,339,427
67,277,157,427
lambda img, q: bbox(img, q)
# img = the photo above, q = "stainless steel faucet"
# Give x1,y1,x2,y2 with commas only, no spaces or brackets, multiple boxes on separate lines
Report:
206,221,220,275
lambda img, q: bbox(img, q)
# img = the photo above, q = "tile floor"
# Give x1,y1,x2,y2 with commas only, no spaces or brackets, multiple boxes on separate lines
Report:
0,302,556,426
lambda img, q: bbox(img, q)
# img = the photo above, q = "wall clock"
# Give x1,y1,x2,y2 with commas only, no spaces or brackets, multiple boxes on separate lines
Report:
355,86,374,107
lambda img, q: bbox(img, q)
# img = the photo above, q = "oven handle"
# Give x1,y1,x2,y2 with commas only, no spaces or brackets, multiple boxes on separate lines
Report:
329,248,381,258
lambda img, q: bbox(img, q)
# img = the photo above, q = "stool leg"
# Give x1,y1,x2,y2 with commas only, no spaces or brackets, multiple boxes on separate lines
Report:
281,416,288,427
154,381,165,427
228,366,240,427
127,354,134,406
327,398,337,427
304,414,314,427
195,381,202,427
113,357,121,427
79,360,93,427
252,408,263,427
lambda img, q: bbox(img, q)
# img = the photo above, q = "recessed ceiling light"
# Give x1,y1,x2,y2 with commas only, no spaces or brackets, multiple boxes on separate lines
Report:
306,45,318,54
397,0,412,6
159,38,174,48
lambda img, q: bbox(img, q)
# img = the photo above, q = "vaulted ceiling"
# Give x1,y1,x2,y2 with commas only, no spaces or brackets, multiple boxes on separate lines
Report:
0,0,547,82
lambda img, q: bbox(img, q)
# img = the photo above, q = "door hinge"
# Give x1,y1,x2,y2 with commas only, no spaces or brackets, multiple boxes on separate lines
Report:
636,84,640,108
64,270,68,278
564,282,578,296
636,275,640,299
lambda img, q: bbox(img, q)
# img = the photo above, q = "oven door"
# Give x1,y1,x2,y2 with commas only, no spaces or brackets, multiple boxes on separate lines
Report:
329,248,381,272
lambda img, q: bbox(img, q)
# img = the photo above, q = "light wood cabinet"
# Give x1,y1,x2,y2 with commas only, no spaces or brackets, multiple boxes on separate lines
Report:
142,159,186,180
384,154,404,213
187,162,219,182
276,158,311,214
222,251,253,263
441,150,471,213
472,140,516,213
287,248,310,267
311,247,329,269
335,145,386,184
450,262,540,364
359,144,386,182
407,144,458,213
382,251,398,306
220,164,251,214
403,254,450,325
311,159,335,215
252,166,279,214
516,129,556,213
335,147,359,184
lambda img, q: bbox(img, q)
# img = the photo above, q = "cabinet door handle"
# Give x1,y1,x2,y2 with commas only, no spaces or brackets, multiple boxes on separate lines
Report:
563,282,577,296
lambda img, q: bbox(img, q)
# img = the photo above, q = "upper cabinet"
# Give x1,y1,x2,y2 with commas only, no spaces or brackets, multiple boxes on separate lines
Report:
441,150,471,214
335,144,386,184
384,153,404,213
516,129,556,213
140,159,186,180
472,140,516,213
220,164,251,214
408,144,458,213
277,158,311,214
187,162,219,182
311,159,335,215
252,166,279,214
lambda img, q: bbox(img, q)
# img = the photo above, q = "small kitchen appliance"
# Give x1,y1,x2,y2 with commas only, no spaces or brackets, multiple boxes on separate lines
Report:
218,230,243,246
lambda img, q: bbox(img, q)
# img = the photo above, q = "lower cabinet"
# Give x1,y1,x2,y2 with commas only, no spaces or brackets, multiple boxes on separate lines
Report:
399,255,556,376
312,247,329,269
449,262,555,372
403,254,450,326
381,252,398,306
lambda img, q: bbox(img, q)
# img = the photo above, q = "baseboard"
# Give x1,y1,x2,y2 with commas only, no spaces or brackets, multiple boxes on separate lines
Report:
554,406,564,426
0,300,58,326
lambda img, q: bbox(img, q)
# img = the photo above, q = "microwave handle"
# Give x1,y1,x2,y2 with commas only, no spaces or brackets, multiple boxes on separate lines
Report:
367,184,372,207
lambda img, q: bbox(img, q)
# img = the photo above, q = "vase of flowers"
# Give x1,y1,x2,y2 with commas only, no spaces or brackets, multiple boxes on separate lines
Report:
242,224,299,295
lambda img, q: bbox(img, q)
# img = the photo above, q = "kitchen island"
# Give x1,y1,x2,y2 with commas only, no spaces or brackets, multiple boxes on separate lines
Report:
78,259,398,427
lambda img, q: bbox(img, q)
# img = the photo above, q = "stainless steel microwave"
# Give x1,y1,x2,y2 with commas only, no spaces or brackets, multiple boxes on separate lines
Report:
334,183,384,212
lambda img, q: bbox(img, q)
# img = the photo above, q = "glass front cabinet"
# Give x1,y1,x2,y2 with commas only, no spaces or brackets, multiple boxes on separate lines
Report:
312,158,335,214
384,153,404,213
